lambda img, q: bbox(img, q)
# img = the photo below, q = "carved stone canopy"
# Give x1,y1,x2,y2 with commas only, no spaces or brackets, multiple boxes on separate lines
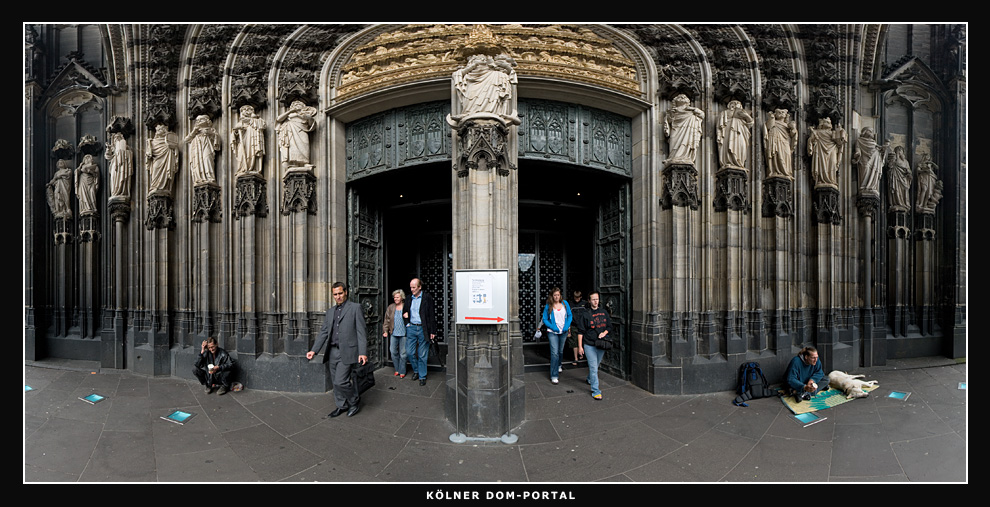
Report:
336,24,640,102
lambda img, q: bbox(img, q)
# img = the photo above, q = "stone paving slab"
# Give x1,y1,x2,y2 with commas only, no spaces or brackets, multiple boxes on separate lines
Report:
23,358,967,486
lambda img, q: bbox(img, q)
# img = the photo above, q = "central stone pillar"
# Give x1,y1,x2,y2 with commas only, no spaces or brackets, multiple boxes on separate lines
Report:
444,30,524,440
447,115,523,440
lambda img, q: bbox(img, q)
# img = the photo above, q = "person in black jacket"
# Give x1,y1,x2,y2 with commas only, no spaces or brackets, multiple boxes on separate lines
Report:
404,278,437,386
577,292,610,400
568,290,588,366
193,337,236,395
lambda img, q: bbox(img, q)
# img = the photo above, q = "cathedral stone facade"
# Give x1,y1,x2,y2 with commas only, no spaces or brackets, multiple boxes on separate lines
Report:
24,23,966,435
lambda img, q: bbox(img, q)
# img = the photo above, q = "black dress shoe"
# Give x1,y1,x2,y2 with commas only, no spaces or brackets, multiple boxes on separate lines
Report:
419,378,427,386
411,372,419,380
329,406,349,418
346,405,360,417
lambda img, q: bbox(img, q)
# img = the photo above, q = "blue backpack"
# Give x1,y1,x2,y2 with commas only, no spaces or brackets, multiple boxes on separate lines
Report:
733,362,777,407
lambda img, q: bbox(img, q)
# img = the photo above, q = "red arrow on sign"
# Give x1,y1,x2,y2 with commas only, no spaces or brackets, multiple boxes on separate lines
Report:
465,316,505,322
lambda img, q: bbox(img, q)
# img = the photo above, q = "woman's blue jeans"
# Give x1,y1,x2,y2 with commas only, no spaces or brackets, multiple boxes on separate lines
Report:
390,333,407,375
584,343,605,396
548,331,567,380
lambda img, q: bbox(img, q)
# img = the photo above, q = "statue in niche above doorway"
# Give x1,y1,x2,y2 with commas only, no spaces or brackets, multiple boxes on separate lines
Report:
852,127,889,197
915,153,942,214
146,123,180,197
763,108,797,180
184,114,221,187
46,158,74,219
716,100,754,171
807,116,845,189
231,105,266,178
663,93,705,167
74,154,100,216
448,53,520,127
275,100,317,175
105,132,133,203
886,145,912,212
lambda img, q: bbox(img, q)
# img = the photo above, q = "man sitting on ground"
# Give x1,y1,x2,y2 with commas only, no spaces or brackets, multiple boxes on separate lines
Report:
784,346,827,402
193,337,236,395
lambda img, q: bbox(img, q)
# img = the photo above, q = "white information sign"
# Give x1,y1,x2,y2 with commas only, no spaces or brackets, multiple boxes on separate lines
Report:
454,269,508,324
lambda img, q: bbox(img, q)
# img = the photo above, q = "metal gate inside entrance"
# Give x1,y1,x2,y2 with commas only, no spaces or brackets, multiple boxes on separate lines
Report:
517,179,630,379
519,229,591,372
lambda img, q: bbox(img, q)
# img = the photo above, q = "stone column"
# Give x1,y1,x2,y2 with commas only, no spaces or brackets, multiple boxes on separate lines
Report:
281,168,316,357
914,155,943,336
887,209,911,336
77,212,100,339
106,200,130,369
714,168,749,355
762,177,794,355
192,183,221,342
761,109,798,355
141,199,174,376
234,174,266,356
661,164,700,362
713,101,754,355
103,119,134,369
275,99,319,359
448,116,522,440
856,193,885,365
46,143,76,338
445,37,523,440
807,117,849,372
660,94,705,366
139,123,179,376
812,186,848,371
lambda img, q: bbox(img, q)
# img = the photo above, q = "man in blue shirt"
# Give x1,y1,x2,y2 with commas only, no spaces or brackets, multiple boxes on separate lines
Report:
784,346,827,402
404,278,437,386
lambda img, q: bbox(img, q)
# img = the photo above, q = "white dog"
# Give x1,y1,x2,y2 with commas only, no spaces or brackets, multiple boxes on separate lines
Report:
827,370,879,399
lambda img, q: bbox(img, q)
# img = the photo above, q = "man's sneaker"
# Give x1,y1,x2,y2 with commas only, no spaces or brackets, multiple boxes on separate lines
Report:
217,385,228,395
551,378,559,385
205,385,215,394
592,393,602,400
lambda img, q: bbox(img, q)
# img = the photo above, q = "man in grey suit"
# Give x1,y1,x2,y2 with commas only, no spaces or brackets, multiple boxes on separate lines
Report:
307,282,368,417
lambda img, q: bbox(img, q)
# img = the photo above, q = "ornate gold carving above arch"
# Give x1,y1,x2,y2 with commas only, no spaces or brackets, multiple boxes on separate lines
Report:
333,24,643,103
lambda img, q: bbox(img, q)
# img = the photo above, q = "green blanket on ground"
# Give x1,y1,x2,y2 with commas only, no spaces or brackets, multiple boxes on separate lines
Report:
780,385,879,414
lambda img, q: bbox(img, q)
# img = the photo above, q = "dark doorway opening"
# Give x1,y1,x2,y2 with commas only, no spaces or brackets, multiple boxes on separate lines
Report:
517,161,625,374
351,162,453,374
350,159,629,377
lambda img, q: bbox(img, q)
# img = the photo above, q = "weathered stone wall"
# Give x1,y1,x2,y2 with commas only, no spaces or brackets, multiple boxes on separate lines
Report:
24,23,966,396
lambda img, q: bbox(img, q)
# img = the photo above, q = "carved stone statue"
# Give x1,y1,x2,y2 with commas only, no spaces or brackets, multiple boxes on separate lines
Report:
75,154,99,216
232,104,266,177
663,93,705,167
184,114,221,186
146,123,179,197
105,132,133,202
763,108,797,179
46,159,74,218
275,100,317,172
716,100,754,171
807,117,845,189
886,145,912,212
852,127,889,197
449,53,520,126
915,153,942,213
